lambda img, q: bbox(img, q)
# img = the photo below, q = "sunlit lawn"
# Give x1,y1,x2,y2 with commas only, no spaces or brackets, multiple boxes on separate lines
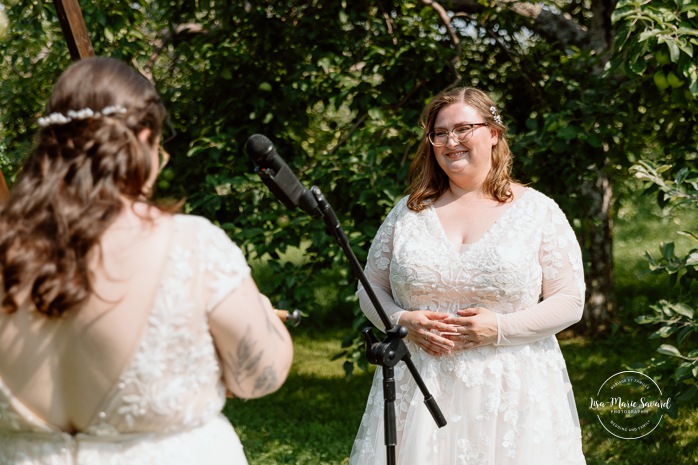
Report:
226,192,698,464
225,329,697,465
225,329,372,465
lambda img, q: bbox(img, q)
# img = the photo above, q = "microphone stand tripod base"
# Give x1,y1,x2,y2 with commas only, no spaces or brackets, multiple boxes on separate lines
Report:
362,325,410,465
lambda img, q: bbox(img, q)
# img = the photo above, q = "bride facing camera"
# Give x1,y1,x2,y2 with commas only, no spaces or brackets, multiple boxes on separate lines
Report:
350,87,586,465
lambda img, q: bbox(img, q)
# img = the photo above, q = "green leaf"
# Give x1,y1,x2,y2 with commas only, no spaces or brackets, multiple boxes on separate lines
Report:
667,40,681,61
630,55,647,74
671,303,695,319
557,125,578,141
342,360,354,377
635,314,659,325
677,327,693,347
675,363,693,381
661,242,676,260
657,344,683,357
676,39,694,58
368,107,383,120
655,326,678,338
330,351,347,361
675,167,689,184
676,384,698,402
685,251,698,267
677,231,698,242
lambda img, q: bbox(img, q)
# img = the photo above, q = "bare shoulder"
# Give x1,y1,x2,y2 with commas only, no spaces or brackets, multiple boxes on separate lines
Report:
510,182,528,200
100,204,174,257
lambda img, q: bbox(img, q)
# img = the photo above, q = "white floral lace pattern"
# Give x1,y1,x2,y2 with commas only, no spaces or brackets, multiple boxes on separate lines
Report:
350,189,586,465
0,215,250,464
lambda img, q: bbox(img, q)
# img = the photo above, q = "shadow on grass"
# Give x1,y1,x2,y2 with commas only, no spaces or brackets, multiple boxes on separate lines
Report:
225,370,373,465
560,333,698,465
224,329,697,465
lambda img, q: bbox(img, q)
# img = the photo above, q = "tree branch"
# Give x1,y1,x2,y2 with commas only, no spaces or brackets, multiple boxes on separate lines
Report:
142,23,208,80
589,0,618,55
473,15,547,104
443,0,591,50
421,0,462,86
506,1,589,47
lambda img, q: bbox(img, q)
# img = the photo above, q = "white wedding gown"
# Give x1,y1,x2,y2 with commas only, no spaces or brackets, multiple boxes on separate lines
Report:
0,215,251,465
349,188,586,465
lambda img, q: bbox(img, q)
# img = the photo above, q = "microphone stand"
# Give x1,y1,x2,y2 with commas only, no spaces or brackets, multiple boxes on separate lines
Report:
307,185,447,465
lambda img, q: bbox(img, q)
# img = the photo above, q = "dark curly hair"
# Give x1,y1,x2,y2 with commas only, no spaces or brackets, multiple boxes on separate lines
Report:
0,57,167,316
407,87,515,211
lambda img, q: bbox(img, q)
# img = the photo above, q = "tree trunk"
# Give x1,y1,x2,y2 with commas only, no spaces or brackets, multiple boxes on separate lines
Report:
577,167,615,335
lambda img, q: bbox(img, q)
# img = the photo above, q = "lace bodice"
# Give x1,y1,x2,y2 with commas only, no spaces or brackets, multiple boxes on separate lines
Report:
0,215,251,464
358,188,585,344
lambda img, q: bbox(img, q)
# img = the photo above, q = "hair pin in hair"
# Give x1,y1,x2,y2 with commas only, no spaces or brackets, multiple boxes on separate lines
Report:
37,105,127,128
489,106,502,125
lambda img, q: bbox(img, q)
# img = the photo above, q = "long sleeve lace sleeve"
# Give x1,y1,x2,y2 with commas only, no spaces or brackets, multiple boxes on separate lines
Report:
357,202,408,332
495,202,585,346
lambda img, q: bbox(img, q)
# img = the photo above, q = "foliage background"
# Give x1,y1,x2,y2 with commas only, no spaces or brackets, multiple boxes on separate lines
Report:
0,0,696,461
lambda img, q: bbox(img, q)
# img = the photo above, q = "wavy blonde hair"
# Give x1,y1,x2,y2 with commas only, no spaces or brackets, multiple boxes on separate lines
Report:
407,87,514,211
0,57,168,316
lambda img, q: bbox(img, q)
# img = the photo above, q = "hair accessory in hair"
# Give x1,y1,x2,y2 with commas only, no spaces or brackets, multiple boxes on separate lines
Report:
489,106,502,125
37,105,127,128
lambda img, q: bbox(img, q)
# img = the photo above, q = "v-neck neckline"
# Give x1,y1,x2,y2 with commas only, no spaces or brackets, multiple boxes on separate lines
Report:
427,188,531,252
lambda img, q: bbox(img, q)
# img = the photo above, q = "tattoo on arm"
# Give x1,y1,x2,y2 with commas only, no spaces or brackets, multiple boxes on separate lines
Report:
254,366,278,393
226,325,278,395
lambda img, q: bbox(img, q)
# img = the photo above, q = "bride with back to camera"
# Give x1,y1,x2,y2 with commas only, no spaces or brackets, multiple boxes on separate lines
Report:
350,87,586,465
0,56,293,464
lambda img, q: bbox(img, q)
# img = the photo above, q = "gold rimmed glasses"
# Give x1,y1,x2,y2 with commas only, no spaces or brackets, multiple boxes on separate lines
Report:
158,145,170,171
428,123,488,147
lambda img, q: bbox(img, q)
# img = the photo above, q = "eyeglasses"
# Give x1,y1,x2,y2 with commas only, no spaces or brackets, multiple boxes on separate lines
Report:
428,123,488,147
158,145,170,171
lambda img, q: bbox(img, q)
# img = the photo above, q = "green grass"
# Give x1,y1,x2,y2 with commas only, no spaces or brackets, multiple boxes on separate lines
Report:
562,335,698,464
225,330,698,464
224,191,698,464
614,191,698,325
225,329,373,465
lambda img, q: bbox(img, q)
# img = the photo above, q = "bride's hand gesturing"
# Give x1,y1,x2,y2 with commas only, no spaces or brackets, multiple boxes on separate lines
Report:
441,307,498,350
397,311,457,356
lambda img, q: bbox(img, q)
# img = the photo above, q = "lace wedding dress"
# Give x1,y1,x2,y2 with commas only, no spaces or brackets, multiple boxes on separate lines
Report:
349,188,586,465
0,216,251,465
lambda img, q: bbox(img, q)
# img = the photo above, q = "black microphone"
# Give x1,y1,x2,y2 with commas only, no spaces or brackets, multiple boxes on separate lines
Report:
245,134,322,219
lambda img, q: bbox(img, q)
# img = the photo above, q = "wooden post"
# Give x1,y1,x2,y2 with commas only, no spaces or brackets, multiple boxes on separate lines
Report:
0,0,96,201
0,170,8,202
52,0,94,60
